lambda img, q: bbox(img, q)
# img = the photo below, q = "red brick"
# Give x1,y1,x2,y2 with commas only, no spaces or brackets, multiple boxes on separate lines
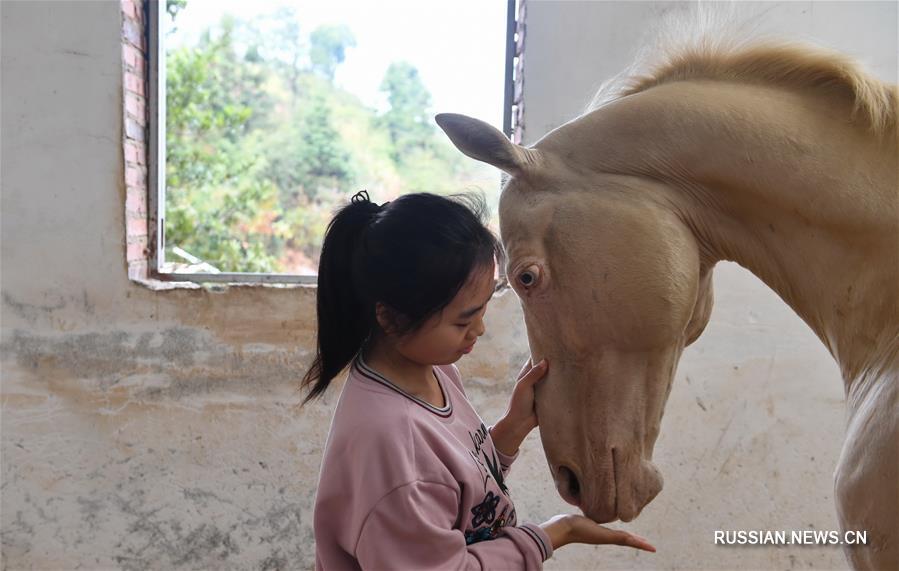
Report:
127,214,148,237
128,259,148,281
134,145,147,165
125,165,141,186
128,56,146,80
125,72,145,97
123,43,143,70
136,58,147,79
123,17,143,50
130,209,148,223
122,0,139,20
125,200,147,220
124,140,147,166
127,238,149,261
125,116,146,142
126,190,147,212
126,94,146,125
124,141,139,164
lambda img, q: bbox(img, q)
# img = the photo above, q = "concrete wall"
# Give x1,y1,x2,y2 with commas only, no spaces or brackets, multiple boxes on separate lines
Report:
522,1,898,143
0,2,894,571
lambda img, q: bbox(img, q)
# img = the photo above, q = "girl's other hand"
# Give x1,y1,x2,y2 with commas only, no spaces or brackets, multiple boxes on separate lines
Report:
540,514,656,553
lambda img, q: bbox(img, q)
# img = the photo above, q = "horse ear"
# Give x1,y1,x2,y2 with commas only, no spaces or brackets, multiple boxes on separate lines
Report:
435,113,537,177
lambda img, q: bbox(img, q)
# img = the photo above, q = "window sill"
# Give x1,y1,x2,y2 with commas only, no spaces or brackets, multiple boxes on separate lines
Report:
129,269,317,292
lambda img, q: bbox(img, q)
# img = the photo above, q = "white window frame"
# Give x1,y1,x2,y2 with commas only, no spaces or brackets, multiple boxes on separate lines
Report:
147,0,520,284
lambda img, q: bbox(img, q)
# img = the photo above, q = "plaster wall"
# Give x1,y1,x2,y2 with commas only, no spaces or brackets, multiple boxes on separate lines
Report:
522,1,898,143
0,1,894,570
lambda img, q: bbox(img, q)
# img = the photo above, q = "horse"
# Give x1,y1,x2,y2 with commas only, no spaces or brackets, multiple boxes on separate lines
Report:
436,37,898,569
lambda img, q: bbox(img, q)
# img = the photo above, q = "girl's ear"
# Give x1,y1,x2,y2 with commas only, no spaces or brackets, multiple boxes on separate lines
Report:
374,302,404,336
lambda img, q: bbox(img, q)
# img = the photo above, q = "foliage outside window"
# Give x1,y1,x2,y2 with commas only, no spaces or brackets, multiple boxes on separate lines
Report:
163,1,500,276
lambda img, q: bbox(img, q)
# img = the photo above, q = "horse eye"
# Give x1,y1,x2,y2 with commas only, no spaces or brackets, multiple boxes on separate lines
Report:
518,266,539,288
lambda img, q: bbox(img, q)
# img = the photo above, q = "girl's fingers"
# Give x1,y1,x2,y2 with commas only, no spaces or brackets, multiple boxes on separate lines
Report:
517,359,548,386
516,358,533,380
572,518,656,552
623,533,656,552
603,529,655,552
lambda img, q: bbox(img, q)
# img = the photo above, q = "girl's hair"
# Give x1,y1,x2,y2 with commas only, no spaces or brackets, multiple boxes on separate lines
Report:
300,190,505,404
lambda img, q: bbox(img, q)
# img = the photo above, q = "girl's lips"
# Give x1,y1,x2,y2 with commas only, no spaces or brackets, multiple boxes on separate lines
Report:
461,342,475,354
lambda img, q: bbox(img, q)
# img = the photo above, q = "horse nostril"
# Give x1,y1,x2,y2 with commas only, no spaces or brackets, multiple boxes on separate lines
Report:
557,465,581,506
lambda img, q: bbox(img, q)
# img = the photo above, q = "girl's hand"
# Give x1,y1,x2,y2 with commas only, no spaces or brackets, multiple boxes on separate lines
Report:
506,357,548,433
490,358,548,457
540,514,656,552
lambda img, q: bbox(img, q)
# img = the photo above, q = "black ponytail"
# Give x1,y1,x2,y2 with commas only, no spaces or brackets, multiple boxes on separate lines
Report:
300,189,504,405
300,191,381,404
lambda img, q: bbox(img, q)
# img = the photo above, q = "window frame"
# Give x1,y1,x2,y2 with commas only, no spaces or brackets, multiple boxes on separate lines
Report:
146,0,520,285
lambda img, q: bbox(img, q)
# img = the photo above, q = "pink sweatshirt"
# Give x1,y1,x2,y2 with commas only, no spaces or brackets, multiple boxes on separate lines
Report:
313,352,554,570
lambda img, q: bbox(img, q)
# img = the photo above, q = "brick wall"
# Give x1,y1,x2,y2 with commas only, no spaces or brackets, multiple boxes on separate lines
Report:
122,0,149,281
511,0,526,145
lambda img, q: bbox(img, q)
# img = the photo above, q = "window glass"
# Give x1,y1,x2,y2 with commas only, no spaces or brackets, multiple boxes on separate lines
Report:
163,0,505,275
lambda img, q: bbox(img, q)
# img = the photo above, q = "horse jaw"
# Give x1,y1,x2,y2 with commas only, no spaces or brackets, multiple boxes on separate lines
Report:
532,342,678,523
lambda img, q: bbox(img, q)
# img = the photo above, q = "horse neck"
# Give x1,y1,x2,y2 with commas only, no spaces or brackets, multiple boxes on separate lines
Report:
673,84,897,396
588,81,898,397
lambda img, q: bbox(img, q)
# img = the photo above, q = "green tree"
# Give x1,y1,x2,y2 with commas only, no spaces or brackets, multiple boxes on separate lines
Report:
264,91,354,205
309,25,356,81
166,0,188,31
379,62,434,164
164,7,499,274
165,16,282,272
253,6,304,101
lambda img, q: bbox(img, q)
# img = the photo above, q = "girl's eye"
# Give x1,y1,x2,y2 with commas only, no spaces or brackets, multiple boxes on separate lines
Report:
456,323,471,328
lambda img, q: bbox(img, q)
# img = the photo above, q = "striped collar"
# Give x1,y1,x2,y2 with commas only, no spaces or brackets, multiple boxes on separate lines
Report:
354,353,453,418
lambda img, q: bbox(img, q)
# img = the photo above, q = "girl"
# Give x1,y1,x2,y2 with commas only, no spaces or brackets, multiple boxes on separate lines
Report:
303,190,655,570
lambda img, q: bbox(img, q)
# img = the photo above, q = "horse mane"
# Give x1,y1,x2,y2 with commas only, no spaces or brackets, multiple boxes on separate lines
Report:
585,22,898,138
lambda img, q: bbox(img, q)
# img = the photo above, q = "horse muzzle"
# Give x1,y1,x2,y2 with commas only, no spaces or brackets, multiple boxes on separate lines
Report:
553,450,664,523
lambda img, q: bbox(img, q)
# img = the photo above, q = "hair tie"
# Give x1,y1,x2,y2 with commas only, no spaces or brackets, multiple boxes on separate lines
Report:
351,190,371,204
351,190,390,212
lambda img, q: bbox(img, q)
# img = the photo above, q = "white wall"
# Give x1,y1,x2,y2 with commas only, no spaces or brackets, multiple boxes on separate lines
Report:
523,1,898,143
517,1,897,569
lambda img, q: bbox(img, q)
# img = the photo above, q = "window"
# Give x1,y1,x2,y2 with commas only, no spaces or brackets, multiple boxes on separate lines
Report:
146,0,518,284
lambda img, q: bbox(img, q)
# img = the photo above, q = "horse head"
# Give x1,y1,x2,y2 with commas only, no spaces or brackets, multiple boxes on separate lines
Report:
436,112,714,522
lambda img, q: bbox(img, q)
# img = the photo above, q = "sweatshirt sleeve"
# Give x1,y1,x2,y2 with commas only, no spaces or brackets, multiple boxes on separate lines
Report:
448,366,519,479
355,480,553,570
488,425,521,480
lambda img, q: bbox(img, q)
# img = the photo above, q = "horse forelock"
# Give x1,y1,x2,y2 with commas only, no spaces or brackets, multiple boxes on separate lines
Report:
583,8,898,139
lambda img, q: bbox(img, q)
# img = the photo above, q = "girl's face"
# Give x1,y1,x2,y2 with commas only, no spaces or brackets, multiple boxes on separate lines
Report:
393,262,496,366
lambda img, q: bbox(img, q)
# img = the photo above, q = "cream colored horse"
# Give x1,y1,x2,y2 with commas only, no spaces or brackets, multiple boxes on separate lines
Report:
437,41,897,569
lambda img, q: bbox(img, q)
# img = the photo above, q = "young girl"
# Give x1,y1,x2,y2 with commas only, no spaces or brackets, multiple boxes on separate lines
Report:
303,190,655,569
